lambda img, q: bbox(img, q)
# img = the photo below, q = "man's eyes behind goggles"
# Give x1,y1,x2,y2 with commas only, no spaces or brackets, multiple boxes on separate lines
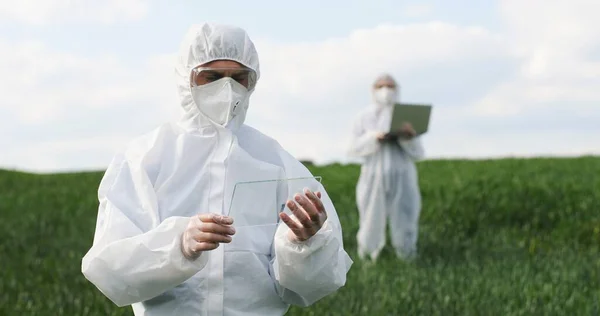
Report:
191,67,257,90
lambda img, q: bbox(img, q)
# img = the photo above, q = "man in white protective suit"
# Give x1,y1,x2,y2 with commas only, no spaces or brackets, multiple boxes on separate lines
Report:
347,73,425,262
81,23,352,316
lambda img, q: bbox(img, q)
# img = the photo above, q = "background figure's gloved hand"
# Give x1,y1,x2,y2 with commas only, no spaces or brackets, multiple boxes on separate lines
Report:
181,213,236,260
396,122,417,140
377,132,398,143
379,123,417,143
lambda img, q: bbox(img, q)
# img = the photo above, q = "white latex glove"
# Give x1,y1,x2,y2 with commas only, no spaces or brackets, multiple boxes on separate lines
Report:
279,189,327,243
181,213,236,260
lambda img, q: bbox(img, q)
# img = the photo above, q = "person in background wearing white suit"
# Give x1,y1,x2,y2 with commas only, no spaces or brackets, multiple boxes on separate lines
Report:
348,73,425,262
81,22,352,316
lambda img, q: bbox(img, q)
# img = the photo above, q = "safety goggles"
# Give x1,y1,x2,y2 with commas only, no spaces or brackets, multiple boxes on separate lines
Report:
190,67,257,91
374,82,396,89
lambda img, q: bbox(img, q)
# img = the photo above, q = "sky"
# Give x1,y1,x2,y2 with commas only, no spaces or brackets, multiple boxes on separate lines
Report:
1,0,599,172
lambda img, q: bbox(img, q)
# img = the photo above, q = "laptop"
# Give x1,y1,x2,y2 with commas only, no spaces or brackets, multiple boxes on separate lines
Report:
389,103,432,136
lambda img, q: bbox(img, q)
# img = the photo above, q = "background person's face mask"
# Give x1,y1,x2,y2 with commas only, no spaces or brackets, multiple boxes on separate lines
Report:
374,87,398,106
191,77,249,126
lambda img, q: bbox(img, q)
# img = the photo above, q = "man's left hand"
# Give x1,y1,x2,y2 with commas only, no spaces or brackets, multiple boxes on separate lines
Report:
279,189,327,242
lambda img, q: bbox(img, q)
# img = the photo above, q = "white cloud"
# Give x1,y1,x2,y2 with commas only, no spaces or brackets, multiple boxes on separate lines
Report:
471,0,600,117
0,38,182,171
0,39,180,124
251,22,509,127
0,0,149,25
1,0,599,172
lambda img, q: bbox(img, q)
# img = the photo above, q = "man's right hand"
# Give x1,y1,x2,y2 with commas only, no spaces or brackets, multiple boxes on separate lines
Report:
181,213,235,260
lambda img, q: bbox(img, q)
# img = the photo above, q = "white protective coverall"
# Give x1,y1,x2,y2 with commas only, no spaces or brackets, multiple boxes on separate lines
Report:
348,74,425,261
81,23,352,316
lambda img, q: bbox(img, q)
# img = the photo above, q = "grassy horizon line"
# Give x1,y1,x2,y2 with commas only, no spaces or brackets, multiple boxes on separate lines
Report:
2,154,598,176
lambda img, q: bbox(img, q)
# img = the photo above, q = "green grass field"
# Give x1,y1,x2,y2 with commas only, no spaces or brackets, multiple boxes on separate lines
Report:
1,157,599,315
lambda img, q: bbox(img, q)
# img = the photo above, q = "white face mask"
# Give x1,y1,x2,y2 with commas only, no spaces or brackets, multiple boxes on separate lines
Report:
191,77,250,126
373,87,397,106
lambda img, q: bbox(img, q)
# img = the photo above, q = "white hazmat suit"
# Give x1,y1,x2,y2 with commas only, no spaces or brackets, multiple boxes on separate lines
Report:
81,23,352,316
348,74,425,261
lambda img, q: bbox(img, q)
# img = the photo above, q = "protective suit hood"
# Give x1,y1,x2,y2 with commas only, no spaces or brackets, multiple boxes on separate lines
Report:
174,23,261,131
371,73,398,110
